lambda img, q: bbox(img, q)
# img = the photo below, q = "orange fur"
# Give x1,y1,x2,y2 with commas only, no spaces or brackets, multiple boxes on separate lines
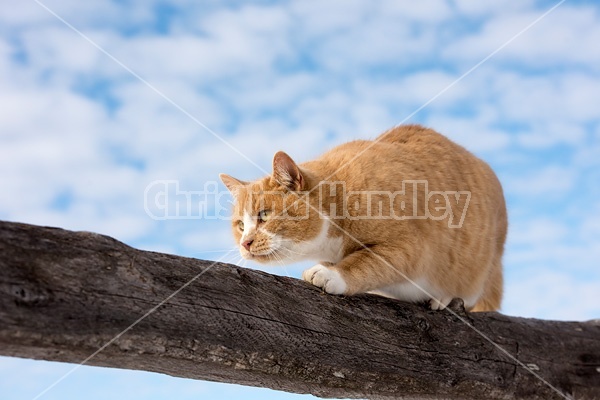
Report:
220,125,507,311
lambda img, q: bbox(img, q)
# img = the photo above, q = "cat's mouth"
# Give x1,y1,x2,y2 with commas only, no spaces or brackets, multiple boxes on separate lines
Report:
249,254,271,262
241,247,281,264
241,248,273,259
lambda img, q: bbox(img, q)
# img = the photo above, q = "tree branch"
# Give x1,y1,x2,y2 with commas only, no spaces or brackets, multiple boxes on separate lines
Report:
0,220,598,399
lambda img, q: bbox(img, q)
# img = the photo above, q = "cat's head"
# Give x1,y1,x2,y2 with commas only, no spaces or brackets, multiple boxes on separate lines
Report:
220,151,327,265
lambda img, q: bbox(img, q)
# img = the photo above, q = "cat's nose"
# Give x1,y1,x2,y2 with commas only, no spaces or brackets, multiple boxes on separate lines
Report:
242,239,253,251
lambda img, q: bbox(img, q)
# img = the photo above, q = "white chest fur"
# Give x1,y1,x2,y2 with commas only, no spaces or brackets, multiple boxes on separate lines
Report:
295,217,344,264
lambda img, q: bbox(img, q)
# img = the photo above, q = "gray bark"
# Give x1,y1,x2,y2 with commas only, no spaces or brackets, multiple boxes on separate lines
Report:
0,220,598,399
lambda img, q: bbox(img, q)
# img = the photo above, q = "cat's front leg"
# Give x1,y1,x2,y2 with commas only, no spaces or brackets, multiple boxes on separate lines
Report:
302,264,347,295
303,251,458,311
302,247,410,296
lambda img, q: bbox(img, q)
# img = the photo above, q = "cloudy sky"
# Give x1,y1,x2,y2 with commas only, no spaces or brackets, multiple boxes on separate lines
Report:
1,0,599,399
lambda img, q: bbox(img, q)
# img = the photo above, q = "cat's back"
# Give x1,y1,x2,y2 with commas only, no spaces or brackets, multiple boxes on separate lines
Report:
376,124,476,166
308,125,500,195
378,125,503,197
312,124,475,168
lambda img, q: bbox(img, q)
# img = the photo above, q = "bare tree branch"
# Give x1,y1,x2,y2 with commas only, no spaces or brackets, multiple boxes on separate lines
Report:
0,221,598,399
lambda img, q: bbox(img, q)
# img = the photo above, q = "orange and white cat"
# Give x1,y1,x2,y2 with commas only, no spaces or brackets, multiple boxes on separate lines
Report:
220,125,507,311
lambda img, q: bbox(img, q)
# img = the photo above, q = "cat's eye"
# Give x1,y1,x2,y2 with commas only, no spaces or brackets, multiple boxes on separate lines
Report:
237,220,244,231
258,210,271,223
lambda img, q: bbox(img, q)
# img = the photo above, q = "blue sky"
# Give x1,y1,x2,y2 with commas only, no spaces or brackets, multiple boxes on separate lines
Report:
1,0,600,399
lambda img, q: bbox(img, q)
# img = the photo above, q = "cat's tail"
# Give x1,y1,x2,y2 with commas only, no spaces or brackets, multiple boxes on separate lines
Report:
471,258,503,312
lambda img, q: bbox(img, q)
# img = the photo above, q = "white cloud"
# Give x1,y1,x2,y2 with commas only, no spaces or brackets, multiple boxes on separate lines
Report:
19,26,103,76
581,208,600,238
505,211,600,286
289,0,371,37
425,114,512,154
451,0,537,18
310,16,438,72
573,127,600,169
353,70,475,113
492,72,600,124
0,89,106,208
181,225,235,255
505,165,576,197
516,121,587,149
0,0,55,27
499,6,600,68
225,72,319,115
0,356,213,400
504,270,600,320
509,217,569,246
109,7,291,85
443,4,600,70
0,0,159,33
380,0,452,22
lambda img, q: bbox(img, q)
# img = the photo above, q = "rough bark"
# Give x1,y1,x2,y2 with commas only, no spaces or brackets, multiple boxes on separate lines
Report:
0,220,598,399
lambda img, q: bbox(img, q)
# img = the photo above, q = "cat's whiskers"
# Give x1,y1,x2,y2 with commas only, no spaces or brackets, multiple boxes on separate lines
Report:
222,247,245,267
196,244,235,256
278,244,306,256
225,250,246,267
269,250,284,267
273,245,307,266
199,248,241,254
275,248,298,263
270,248,293,278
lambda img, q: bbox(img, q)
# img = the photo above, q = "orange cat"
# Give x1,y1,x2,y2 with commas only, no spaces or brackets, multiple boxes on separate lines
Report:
220,124,507,311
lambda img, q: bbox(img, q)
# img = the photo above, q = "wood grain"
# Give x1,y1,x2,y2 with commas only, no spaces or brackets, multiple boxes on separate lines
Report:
0,220,598,399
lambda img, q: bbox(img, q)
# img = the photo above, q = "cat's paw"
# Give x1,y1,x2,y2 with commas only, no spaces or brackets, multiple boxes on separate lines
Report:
429,296,453,311
302,264,347,295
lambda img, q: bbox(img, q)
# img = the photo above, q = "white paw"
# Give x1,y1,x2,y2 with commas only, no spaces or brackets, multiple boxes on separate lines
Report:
430,297,453,311
302,264,347,295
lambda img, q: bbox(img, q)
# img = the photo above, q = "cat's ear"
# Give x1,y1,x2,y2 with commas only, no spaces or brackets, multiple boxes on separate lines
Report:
272,151,304,191
219,173,247,196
